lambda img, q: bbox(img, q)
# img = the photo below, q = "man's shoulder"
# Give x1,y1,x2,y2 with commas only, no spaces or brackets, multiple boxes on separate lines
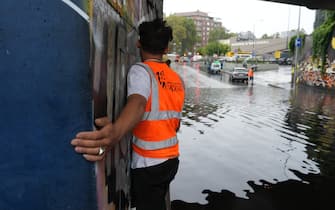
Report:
130,63,148,72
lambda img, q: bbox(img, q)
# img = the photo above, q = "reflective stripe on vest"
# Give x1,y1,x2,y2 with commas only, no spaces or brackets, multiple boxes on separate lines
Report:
132,136,178,150
142,111,182,120
132,62,182,151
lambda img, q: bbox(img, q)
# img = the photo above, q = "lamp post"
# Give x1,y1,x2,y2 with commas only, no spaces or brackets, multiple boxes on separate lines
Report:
286,6,291,49
252,19,263,65
253,24,255,58
293,6,301,86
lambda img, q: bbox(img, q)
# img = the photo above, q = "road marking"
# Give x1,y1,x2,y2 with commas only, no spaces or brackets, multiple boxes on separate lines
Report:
62,0,89,22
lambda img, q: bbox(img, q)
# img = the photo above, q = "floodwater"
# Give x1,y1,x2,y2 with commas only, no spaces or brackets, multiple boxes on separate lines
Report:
170,63,335,210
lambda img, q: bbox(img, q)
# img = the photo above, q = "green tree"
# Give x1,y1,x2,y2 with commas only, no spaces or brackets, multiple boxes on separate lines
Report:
165,15,197,55
182,18,197,54
312,10,335,74
289,33,306,54
205,42,231,56
208,27,232,42
197,47,206,55
261,34,270,39
165,15,185,54
314,10,327,29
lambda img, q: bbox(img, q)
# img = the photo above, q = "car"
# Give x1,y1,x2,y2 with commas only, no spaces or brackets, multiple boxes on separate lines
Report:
268,57,277,63
286,58,293,65
229,67,248,82
191,55,203,62
180,56,190,63
278,57,293,65
208,61,221,74
166,53,180,62
225,56,237,62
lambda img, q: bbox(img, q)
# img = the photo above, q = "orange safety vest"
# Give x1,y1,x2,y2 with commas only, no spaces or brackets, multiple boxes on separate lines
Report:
248,69,254,77
132,61,185,158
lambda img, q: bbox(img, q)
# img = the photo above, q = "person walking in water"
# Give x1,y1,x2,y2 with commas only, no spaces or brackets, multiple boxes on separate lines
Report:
71,18,185,210
248,66,254,85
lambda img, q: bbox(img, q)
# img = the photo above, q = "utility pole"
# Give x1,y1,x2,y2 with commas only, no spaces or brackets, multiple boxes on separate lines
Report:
293,6,301,86
286,6,291,49
253,27,257,66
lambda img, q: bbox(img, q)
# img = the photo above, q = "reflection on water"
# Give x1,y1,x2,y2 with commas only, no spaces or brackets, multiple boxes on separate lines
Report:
172,169,335,210
171,64,335,209
286,86,335,177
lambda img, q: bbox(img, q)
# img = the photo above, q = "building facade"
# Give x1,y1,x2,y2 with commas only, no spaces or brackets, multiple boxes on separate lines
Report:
174,10,222,47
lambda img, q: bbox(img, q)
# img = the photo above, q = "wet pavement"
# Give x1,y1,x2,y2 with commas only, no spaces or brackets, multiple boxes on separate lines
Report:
170,63,335,210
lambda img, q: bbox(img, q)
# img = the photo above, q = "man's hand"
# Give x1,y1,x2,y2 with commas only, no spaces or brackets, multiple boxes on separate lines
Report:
71,117,120,161
71,94,146,162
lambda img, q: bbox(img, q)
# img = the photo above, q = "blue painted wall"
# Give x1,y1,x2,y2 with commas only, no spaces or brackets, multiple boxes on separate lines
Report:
0,1,96,209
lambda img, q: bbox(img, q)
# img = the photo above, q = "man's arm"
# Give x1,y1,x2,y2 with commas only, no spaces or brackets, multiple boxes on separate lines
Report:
112,94,147,139
71,94,146,161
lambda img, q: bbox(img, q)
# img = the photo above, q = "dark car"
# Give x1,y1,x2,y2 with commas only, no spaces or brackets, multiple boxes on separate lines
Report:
229,67,248,82
278,57,293,65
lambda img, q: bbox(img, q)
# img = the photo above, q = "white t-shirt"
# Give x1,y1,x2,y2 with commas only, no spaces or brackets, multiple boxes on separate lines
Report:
127,64,168,169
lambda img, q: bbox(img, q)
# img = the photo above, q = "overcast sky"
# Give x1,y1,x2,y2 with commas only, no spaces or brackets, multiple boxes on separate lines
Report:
163,0,316,38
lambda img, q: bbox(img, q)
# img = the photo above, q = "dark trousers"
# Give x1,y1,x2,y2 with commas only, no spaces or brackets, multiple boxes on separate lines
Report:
131,158,179,210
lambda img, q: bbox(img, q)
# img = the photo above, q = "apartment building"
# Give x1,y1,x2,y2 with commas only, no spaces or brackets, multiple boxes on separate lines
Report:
174,10,222,47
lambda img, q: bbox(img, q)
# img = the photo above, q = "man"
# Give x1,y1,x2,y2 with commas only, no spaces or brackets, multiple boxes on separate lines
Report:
248,66,254,85
71,18,185,210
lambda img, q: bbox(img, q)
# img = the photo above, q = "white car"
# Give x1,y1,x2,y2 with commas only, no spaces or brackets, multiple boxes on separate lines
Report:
225,56,236,62
229,67,248,82
209,62,221,74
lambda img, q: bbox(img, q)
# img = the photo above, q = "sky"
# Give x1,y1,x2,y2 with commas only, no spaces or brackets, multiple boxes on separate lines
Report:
163,0,316,38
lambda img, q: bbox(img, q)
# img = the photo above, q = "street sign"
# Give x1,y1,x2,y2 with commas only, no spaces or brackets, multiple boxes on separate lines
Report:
252,50,256,57
295,37,302,47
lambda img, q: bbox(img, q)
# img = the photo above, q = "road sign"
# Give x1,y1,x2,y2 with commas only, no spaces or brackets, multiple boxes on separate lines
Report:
252,50,256,57
295,37,302,47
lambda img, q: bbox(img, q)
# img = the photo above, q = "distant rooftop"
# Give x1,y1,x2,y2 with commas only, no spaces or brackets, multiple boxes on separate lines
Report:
173,10,209,17
220,37,289,55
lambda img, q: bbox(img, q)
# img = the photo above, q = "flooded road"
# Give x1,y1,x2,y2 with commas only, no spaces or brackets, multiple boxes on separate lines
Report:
170,63,335,210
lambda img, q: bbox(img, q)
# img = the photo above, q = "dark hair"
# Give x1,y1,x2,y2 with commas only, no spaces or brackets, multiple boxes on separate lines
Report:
139,18,173,54
166,59,171,66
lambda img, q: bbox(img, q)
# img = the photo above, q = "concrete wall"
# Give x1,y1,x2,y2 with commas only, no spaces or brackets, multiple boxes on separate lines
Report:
0,1,93,209
0,1,162,210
